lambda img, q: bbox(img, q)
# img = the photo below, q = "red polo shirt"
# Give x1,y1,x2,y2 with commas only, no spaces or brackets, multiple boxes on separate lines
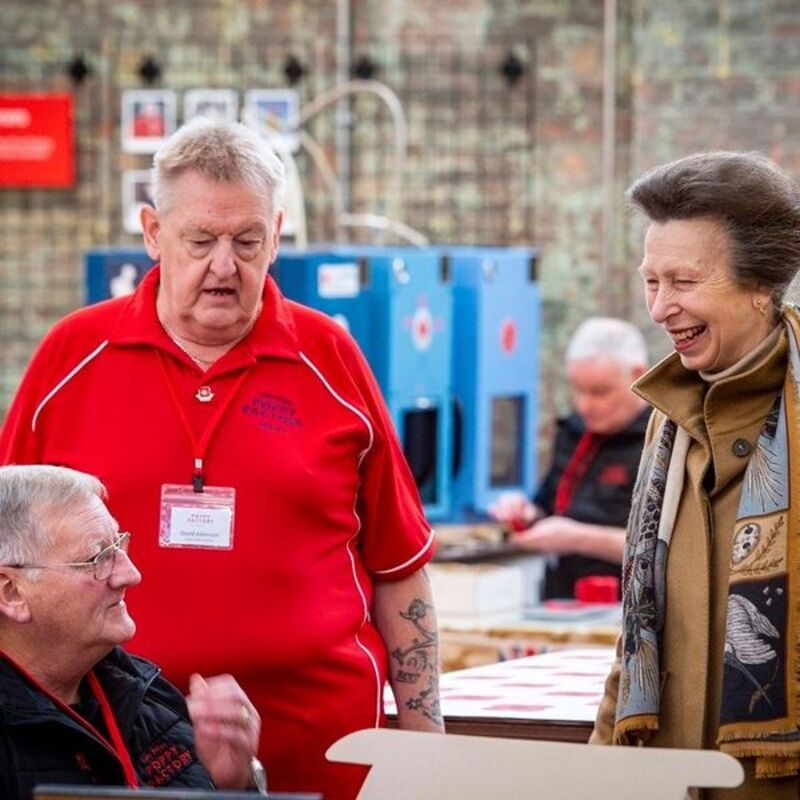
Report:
0,267,434,799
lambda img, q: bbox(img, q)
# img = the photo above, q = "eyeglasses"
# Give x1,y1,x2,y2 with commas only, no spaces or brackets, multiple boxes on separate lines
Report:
4,532,131,581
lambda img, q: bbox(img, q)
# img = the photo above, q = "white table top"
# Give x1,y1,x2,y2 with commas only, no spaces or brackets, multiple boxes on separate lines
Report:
385,647,615,724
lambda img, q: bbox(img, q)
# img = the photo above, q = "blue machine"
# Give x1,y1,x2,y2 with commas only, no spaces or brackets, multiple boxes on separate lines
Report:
84,248,154,304
448,246,541,519
84,243,537,523
274,246,454,520
271,247,374,362
351,246,453,521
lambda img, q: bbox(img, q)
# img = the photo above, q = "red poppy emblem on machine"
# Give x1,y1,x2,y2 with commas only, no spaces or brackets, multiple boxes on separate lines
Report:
500,318,517,354
411,305,434,351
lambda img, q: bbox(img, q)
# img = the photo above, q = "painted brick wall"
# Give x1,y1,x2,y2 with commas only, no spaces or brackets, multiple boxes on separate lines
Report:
0,1,610,454
626,0,800,350
2,0,800,468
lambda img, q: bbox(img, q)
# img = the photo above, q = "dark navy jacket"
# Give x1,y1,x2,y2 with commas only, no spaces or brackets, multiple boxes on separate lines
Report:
0,646,213,799
534,408,649,599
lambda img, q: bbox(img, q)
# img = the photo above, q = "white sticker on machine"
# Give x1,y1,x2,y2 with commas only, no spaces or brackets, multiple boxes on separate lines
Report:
318,262,360,298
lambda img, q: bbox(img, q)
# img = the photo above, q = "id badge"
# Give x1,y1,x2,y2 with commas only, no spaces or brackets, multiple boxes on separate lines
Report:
160,484,236,550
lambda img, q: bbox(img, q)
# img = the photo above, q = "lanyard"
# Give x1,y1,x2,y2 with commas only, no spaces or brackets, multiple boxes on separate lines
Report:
0,651,139,788
156,352,251,492
87,671,140,788
553,431,605,515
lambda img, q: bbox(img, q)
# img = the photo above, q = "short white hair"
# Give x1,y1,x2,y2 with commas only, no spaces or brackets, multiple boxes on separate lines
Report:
151,117,286,214
0,465,106,567
566,317,648,369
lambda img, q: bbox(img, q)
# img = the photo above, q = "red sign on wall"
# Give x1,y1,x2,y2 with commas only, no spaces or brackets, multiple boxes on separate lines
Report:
0,94,75,188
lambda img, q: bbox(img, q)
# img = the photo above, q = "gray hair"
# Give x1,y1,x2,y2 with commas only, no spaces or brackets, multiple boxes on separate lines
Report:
0,465,106,568
566,317,649,369
151,118,286,214
628,151,800,308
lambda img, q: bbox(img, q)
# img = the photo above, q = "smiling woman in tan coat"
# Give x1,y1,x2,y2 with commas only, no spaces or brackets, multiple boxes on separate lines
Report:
591,151,800,799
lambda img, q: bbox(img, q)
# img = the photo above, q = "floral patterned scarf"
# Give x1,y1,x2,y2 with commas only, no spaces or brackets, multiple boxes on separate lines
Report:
613,306,800,779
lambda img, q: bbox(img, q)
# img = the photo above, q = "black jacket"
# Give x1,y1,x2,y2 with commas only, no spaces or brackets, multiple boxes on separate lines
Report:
534,408,649,599
0,646,213,799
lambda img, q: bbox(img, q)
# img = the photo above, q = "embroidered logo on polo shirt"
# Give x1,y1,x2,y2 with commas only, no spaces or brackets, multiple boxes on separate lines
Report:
242,391,303,433
139,740,194,787
598,462,629,487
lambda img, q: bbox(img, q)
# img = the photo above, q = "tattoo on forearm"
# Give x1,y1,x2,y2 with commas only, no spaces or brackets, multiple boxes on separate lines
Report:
390,598,442,724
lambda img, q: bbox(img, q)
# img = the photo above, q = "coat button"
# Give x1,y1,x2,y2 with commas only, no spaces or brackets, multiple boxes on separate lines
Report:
732,438,751,457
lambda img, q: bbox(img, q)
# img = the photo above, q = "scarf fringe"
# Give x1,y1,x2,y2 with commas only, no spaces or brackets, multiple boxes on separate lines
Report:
721,739,800,759
755,756,800,779
718,718,799,743
612,714,658,746
719,722,800,779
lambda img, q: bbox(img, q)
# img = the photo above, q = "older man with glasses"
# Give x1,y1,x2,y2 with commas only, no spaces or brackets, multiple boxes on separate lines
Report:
0,464,265,799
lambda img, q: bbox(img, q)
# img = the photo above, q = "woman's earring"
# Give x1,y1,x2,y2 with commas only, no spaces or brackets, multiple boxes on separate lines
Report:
756,300,768,317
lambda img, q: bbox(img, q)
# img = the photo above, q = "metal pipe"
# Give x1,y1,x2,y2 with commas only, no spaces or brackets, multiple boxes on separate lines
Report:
298,79,409,231
335,0,352,231
297,127,428,246
280,145,309,250
297,128,343,228
601,0,617,314
339,213,429,247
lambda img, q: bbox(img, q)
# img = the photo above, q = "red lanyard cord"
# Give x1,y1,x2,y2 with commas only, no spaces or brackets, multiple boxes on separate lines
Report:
553,431,605,516
0,651,140,788
87,671,140,788
156,352,251,492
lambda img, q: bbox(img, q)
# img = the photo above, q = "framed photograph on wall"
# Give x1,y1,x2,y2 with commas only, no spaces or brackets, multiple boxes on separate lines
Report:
121,169,155,234
184,89,239,124
243,88,299,152
121,89,176,153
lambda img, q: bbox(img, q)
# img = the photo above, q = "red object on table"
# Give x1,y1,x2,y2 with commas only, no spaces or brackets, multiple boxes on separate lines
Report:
509,517,530,533
574,575,620,603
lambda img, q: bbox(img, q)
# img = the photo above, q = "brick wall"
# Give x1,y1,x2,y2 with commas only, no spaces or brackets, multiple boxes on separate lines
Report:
626,0,800,350
2,0,800,465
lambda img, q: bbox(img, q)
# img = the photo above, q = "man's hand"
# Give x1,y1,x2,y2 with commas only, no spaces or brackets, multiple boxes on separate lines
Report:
512,516,626,563
512,515,583,554
487,491,541,531
186,673,260,789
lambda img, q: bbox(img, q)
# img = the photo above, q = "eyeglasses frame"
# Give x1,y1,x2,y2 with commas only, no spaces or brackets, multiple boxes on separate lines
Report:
2,532,131,581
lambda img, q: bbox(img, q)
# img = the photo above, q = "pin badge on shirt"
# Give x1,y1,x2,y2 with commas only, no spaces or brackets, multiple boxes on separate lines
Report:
195,385,215,403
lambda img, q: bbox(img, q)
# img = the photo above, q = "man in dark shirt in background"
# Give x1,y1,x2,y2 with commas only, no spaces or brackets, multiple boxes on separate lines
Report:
490,317,650,599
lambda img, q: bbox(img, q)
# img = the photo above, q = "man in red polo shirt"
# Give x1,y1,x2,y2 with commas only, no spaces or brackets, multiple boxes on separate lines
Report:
0,119,444,800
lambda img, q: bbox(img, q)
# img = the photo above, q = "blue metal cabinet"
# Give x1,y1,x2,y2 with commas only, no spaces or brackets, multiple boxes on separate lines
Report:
331,246,454,521
448,246,541,519
279,246,454,521
272,248,374,362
